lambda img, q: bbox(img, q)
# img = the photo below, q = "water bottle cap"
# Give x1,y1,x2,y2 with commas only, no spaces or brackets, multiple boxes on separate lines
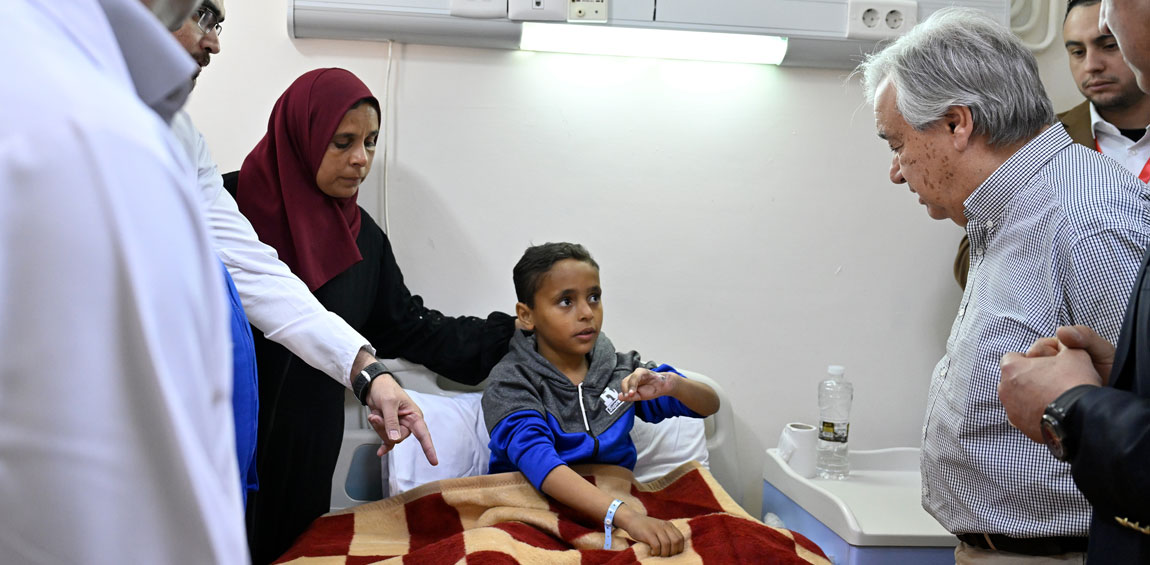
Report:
827,365,845,376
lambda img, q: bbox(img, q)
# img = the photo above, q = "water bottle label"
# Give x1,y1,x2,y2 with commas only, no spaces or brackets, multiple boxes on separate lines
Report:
819,421,849,443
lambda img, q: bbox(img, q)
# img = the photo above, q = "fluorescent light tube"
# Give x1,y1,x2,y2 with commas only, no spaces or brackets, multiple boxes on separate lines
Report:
519,23,788,65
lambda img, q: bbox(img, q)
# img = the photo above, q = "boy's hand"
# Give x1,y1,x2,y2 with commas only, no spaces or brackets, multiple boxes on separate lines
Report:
615,507,685,557
619,368,679,401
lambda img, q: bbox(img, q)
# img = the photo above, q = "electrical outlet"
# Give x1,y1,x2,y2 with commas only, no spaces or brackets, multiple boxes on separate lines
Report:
509,0,565,21
846,0,917,40
568,0,607,23
885,8,906,30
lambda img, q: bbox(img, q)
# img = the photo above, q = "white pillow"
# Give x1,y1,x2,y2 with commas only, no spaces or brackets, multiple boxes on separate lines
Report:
385,391,709,494
386,390,489,496
631,416,709,482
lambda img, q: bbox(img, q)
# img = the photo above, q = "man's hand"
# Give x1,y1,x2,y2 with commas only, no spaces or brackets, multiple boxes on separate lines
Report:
619,368,679,402
350,349,438,463
999,330,1105,442
365,375,438,464
1024,336,1062,358
1051,325,1116,386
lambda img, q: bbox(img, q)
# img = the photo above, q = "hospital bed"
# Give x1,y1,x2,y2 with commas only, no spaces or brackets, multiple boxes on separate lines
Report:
275,362,830,564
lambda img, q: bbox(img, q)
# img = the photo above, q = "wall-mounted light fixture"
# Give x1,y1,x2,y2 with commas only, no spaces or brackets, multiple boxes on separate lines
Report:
519,23,788,65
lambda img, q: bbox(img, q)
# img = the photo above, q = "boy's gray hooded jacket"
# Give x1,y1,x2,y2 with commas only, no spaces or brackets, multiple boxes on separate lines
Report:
481,330,697,489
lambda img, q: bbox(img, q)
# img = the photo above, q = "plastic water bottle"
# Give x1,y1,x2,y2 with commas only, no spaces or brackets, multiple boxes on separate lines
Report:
816,365,853,479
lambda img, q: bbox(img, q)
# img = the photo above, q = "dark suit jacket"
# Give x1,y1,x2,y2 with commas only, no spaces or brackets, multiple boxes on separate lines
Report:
952,101,1095,287
1065,249,1150,561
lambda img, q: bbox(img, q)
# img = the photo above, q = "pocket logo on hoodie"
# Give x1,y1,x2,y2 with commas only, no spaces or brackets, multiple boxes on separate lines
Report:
600,388,624,415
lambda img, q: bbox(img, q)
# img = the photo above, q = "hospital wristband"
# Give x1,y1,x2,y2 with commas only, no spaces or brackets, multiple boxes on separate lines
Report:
604,499,624,550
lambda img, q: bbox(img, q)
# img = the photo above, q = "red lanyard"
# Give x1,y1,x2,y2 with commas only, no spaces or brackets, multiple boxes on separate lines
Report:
1095,138,1150,183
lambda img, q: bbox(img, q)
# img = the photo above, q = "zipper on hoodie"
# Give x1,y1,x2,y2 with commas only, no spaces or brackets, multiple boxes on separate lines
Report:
577,383,599,458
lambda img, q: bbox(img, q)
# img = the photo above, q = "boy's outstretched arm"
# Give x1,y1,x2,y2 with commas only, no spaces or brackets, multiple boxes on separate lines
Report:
540,465,685,557
619,368,720,417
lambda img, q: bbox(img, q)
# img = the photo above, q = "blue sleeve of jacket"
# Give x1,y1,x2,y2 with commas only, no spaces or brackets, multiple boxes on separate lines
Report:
488,410,569,490
634,363,702,423
221,262,258,506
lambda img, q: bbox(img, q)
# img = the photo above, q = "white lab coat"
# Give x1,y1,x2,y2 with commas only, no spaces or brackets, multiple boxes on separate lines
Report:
0,0,247,562
170,111,372,389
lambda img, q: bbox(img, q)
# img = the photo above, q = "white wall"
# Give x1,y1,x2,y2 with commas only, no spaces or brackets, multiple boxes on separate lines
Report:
186,0,1084,515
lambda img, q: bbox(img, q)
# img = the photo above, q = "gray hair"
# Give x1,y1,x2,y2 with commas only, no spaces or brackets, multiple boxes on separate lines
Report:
856,7,1055,147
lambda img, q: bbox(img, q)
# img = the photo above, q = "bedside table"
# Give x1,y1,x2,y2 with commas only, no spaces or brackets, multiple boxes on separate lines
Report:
762,447,956,564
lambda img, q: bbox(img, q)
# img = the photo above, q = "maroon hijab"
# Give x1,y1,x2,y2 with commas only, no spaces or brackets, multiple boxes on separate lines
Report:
238,68,378,291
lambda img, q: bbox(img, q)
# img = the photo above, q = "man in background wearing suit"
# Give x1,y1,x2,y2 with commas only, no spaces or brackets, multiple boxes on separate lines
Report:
1060,0,1150,156
953,0,1150,288
999,0,1150,559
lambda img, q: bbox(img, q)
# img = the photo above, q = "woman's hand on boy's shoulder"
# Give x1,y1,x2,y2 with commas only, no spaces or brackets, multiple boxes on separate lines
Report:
619,368,680,401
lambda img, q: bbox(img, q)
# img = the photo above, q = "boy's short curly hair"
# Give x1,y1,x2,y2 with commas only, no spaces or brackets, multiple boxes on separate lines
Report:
513,242,599,307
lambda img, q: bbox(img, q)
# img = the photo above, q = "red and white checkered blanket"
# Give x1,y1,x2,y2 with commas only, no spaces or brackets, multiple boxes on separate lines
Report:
276,461,828,564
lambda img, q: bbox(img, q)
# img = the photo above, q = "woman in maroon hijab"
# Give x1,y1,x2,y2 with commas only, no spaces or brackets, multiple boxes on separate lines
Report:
234,68,515,564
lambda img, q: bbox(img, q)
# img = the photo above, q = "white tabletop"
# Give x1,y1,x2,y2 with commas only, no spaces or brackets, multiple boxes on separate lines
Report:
763,447,955,547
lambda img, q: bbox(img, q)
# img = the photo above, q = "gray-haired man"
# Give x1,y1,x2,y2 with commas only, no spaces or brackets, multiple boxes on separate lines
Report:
858,7,1150,563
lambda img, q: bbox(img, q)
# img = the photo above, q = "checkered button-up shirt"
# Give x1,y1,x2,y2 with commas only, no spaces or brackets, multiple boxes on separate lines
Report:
922,125,1150,537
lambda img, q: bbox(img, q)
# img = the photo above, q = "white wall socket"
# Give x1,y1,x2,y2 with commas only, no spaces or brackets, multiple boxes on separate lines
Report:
508,0,566,21
846,0,918,40
568,0,607,23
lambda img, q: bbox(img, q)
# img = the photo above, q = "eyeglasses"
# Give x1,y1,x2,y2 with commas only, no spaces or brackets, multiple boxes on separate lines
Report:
193,6,223,36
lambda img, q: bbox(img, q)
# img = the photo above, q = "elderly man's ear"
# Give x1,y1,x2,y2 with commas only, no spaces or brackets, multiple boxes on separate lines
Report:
944,105,976,151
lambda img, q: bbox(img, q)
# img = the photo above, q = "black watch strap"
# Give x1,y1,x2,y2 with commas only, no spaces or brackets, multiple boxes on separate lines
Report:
1042,384,1097,461
353,360,392,406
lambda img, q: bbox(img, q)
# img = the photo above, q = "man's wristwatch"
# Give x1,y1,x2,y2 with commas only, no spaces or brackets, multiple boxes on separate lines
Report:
352,360,392,406
1040,385,1096,461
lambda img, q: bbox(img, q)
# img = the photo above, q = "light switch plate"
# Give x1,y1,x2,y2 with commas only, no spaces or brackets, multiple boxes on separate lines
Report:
508,0,566,21
568,0,607,23
449,0,508,19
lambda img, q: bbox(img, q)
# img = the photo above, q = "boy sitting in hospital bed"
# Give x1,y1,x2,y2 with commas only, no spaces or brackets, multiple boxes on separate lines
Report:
482,242,720,558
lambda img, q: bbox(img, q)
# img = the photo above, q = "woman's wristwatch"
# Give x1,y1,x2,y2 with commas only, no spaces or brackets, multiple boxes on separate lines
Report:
352,360,393,406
